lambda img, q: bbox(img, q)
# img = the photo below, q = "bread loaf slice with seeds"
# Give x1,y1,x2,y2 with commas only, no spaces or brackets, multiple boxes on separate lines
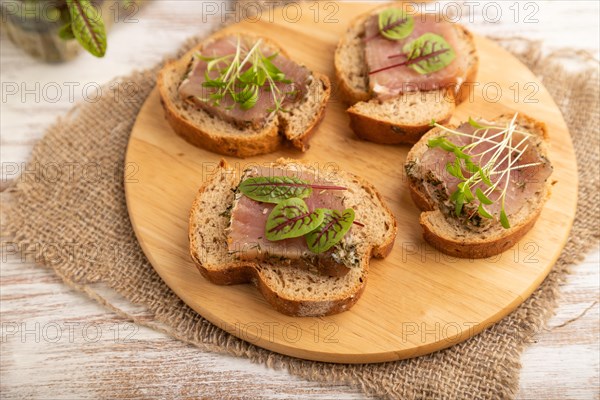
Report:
158,32,331,158
404,113,553,258
189,158,397,316
334,6,478,144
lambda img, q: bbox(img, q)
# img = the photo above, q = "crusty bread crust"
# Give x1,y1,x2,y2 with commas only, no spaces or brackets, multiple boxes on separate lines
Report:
158,33,331,158
189,159,398,316
405,113,552,259
254,261,368,316
453,26,479,105
333,6,375,105
159,94,282,157
419,205,545,259
348,94,454,145
280,72,332,151
334,6,479,144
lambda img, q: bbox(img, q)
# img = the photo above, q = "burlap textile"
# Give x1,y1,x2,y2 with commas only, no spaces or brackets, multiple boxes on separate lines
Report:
4,34,599,399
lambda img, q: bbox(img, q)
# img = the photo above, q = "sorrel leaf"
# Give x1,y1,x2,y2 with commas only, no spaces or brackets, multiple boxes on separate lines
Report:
265,198,325,241
239,176,346,204
66,0,107,57
239,176,313,203
378,8,414,40
402,33,456,74
305,209,355,254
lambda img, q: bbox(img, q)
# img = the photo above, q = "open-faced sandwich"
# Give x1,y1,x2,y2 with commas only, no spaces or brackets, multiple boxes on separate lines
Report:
405,113,554,258
189,159,397,316
335,6,478,144
158,33,331,158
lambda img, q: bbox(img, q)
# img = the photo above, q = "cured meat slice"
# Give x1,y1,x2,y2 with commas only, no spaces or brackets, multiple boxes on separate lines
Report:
365,13,469,99
227,167,351,276
179,36,310,129
418,119,553,226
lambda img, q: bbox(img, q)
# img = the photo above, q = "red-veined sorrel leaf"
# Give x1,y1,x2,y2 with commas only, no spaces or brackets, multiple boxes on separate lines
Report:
370,33,455,75
265,198,325,241
378,8,414,40
306,209,355,254
401,33,455,74
239,176,346,204
66,0,107,57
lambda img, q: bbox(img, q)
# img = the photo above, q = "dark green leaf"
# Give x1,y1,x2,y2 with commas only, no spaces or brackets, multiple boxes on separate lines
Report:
58,23,75,40
464,159,479,173
240,85,259,110
445,163,455,177
198,54,217,62
500,208,511,229
202,79,226,88
239,68,257,84
454,192,465,216
468,117,486,129
446,161,465,180
439,139,456,152
427,137,443,148
262,56,283,77
454,148,470,160
450,190,460,202
461,183,474,202
378,8,414,40
445,163,458,179
266,198,325,241
402,33,456,75
429,137,457,152
480,170,493,186
305,209,355,254
233,85,250,103
475,188,493,205
256,69,267,86
66,0,107,57
239,176,313,203
477,204,493,219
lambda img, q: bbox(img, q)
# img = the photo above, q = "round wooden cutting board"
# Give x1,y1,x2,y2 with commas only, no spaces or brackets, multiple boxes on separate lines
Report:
125,2,577,363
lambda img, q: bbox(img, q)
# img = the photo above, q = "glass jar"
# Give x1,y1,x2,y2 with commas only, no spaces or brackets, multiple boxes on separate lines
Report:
0,0,116,63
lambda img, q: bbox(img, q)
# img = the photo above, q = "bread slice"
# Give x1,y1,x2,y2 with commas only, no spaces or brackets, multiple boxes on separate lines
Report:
158,33,331,158
334,7,478,144
404,114,553,259
189,158,397,316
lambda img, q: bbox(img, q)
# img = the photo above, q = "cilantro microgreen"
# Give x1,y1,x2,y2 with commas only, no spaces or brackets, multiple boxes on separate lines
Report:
428,113,542,229
198,37,294,113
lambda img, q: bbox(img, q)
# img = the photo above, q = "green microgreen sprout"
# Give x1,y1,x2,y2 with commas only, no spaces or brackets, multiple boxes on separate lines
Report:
427,113,542,229
196,37,295,113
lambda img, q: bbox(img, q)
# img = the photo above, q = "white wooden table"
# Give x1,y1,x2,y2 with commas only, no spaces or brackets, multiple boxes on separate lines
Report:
1,1,598,398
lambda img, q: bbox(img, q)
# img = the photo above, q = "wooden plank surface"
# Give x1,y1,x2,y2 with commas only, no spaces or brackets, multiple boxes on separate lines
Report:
125,2,577,363
1,1,598,398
